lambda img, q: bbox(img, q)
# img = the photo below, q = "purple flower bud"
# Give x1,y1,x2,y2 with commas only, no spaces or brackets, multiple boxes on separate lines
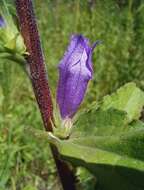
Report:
57,34,99,119
0,16,5,28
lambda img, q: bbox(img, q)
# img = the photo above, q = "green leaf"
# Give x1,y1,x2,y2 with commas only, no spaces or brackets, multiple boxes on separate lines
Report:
74,108,127,136
57,127,144,190
74,82,144,136
26,83,144,190
70,124,144,161
101,82,144,122
27,124,144,190
73,83,144,136
67,83,144,189
59,142,144,190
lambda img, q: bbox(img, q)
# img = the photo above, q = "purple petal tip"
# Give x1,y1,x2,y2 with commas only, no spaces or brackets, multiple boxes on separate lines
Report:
92,40,102,50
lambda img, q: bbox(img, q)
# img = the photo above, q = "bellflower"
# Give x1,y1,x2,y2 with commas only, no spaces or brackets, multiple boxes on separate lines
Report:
57,34,99,119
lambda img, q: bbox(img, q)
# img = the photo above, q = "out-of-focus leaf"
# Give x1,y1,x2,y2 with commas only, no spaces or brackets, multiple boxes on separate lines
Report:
22,185,38,190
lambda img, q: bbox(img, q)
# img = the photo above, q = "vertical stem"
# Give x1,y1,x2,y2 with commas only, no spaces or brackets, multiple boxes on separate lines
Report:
15,0,53,131
15,0,76,189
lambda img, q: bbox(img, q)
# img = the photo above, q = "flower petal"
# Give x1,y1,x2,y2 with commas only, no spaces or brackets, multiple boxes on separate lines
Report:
57,34,99,118
86,40,101,74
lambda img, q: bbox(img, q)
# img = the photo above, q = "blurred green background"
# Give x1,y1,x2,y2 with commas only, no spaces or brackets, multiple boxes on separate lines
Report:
0,0,144,189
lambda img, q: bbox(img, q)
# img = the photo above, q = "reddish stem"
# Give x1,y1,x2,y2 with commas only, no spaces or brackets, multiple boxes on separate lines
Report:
15,1,76,189
15,0,53,131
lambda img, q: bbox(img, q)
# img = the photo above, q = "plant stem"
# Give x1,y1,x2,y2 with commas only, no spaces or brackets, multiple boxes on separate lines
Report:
15,0,53,131
15,0,76,189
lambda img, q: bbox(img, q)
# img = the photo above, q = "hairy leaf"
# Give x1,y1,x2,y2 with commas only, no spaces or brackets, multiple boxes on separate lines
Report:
27,83,144,190
101,82,144,122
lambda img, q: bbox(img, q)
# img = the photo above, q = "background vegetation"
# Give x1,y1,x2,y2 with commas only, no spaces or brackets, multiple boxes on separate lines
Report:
0,0,144,189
